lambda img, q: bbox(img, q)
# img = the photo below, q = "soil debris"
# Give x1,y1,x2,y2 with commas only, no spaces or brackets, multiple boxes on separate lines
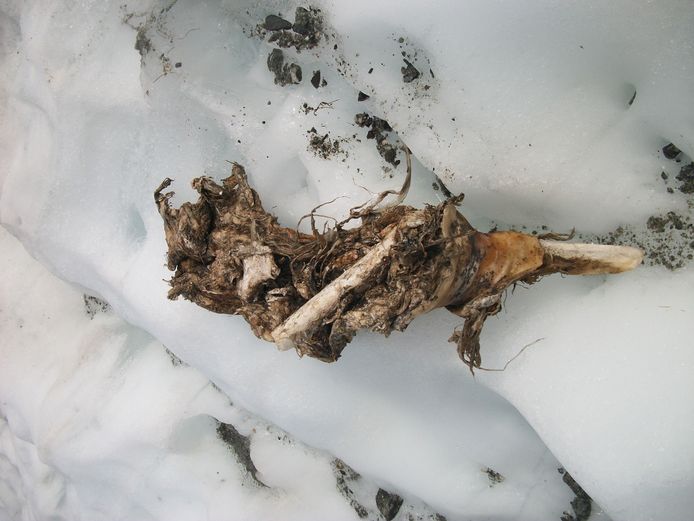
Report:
134,26,152,57
83,294,111,319
354,112,400,166
662,142,682,160
263,6,323,51
264,14,292,31
401,59,421,83
267,48,302,86
332,459,368,519
484,467,505,487
307,127,345,159
155,160,642,371
217,421,266,487
376,488,404,521
558,468,592,521
676,162,694,194
292,6,318,35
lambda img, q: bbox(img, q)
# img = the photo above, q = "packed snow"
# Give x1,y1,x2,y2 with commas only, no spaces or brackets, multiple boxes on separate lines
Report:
1,0,693,520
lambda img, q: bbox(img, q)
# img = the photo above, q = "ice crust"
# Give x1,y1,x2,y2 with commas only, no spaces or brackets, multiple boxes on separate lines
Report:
1,0,693,520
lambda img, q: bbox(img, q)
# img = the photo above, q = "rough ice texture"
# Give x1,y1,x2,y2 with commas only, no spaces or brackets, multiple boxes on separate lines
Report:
1,0,693,520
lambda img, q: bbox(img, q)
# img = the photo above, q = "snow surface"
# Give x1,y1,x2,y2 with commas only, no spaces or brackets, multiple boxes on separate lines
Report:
1,0,694,520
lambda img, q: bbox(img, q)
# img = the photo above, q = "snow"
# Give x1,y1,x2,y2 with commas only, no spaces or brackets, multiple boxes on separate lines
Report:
1,0,693,520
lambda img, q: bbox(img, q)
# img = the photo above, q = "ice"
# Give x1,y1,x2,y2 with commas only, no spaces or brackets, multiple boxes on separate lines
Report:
1,0,693,519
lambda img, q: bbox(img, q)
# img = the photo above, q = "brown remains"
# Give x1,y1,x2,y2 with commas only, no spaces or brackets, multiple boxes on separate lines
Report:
155,162,642,372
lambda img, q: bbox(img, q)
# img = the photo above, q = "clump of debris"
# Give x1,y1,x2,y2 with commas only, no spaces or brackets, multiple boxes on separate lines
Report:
267,48,302,86
354,112,400,166
155,159,642,371
307,127,346,160
401,58,420,83
260,7,323,51
676,162,694,194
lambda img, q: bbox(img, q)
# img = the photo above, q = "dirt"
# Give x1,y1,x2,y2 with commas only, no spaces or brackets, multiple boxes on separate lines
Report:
588,209,693,270
676,162,694,194
484,467,505,487
354,112,400,166
307,127,346,160
267,48,302,86
260,6,323,51
332,459,368,519
134,26,152,57
216,421,266,487
163,346,187,367
83,294,111,319
401,59,421,83
558,468,592,521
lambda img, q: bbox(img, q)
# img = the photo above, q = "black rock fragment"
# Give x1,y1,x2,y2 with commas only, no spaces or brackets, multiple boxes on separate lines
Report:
663,142,682,160
264,14,292,31
401,59,420,83
357,91,370,101
375,488,404,521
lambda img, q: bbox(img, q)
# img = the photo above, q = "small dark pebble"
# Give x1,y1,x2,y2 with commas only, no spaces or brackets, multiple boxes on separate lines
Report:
357,91,370,101
661,171,669,180
401,59,420,83
662,142,681,159
174,62,182,68
368,67,373,74
375,489,404,521
264,14,292,31
668,187,674,193
311,70,321,89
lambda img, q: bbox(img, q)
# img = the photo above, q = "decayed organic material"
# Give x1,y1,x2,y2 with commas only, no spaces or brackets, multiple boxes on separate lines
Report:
155,161,642,371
